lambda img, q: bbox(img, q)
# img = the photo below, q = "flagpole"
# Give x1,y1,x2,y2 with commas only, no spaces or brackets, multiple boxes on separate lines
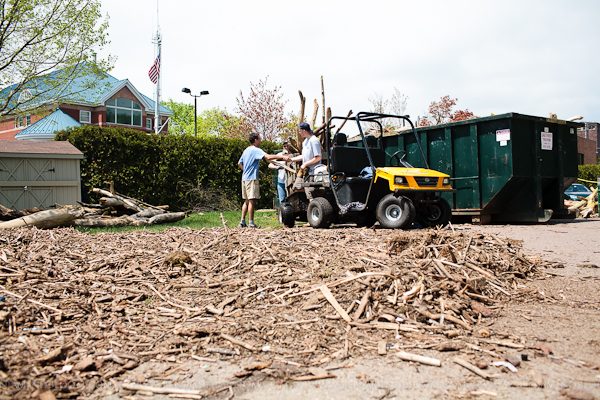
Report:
154,1,161,134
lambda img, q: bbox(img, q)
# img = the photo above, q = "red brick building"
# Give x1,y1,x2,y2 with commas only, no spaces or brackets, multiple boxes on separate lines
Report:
577,122,599,161
0,68,172,141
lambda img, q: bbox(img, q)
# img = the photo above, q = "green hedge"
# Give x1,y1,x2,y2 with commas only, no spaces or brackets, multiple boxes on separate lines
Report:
55,126,280,210
578,164,600,188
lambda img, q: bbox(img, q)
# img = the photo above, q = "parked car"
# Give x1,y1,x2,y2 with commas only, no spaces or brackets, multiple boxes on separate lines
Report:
564,183,593,201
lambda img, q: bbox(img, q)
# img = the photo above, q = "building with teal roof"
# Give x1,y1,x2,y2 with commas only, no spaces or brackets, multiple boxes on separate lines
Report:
0,64,172,140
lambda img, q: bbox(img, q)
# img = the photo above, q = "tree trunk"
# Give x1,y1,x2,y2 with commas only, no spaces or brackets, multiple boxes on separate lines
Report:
0,208,85,230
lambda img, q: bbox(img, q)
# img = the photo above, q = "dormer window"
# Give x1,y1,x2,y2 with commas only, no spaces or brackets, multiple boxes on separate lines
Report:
106,98,142,126
18,89,33,104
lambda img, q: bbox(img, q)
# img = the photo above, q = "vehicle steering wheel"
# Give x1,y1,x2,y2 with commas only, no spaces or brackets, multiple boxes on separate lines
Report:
389,150,407,167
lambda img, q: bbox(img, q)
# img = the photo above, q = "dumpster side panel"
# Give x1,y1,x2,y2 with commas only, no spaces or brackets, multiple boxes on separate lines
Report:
450,124,480,209
476,118,513,208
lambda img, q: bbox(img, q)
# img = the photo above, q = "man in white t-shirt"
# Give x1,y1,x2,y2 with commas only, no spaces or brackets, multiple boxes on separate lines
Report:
290,123,322,201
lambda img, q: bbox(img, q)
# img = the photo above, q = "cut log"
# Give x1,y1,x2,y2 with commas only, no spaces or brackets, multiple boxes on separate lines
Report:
99,197,139,213
311,99,319,130
115,191,168,211
148,212,185,225
0,204,27,221
71,216,132,228
130,209,165,219
92,188,143,212
0,207,84,229
298,90,306,151
321,76,326,125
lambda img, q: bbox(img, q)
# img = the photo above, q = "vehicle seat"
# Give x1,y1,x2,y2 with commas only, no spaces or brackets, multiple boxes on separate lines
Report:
333,132,347,146
332,144,385,176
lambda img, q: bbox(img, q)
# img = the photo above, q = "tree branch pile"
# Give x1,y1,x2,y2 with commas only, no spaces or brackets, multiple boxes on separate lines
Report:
0,226,561,398
565,186,598,218
0,188,185,230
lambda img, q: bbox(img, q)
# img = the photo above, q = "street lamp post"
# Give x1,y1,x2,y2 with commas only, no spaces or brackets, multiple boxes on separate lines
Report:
181,88,209,137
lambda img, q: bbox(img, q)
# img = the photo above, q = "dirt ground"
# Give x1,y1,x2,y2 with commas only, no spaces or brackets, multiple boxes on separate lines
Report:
98,218,600,400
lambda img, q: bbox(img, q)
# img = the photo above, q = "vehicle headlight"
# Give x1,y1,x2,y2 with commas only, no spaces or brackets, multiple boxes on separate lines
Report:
443,177,450,185
394,176,405,185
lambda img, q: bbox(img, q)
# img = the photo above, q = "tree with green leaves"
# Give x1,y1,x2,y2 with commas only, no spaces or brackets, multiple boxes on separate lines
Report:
0,0,112,117
161,99,252,139
161,99,195,135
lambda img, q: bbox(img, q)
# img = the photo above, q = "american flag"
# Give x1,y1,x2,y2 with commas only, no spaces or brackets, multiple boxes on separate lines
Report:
148,52,160,84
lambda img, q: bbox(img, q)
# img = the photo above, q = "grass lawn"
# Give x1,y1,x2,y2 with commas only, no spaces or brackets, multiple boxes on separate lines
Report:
76,209,281,234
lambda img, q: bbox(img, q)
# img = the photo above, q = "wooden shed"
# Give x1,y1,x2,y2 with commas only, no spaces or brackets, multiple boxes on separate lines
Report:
0,140,83,210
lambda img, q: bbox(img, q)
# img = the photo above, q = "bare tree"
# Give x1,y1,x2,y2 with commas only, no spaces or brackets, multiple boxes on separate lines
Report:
367,88,409,130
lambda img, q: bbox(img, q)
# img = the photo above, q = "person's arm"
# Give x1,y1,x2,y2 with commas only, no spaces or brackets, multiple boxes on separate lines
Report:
300,154,321,170
238,162,243,170
290,154,303,163
264,153,291,162
268,162,279,170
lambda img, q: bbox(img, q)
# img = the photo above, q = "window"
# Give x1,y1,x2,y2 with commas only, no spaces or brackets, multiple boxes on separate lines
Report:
105,98,142,126
14,115,31,128
80,110,91,124
146,118,152,130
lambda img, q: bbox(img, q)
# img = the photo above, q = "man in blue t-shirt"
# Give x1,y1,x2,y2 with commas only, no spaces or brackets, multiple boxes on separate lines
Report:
238,133,290,228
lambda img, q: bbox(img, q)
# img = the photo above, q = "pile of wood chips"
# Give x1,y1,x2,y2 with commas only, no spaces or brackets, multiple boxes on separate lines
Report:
0,225,560,398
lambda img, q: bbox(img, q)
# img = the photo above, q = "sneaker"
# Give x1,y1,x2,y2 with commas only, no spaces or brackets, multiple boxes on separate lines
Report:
248,221,259,228
238,220,247,228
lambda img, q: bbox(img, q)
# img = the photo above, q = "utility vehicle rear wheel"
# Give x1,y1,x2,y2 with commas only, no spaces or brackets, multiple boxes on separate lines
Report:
417,198,451,227
307,197,334,228
278,202,295,228
376,194,414,229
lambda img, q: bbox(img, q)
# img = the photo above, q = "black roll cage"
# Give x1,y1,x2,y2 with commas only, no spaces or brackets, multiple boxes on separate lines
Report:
325,112,429,173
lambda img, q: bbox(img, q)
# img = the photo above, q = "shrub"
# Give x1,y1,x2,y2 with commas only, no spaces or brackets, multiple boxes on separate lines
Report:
55,126,280,210
578,164,600,188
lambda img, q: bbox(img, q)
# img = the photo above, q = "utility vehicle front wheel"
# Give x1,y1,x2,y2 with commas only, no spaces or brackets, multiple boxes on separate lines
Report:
417,198,452,227
307,197,334,228
278,202,295,228
376,194,414,229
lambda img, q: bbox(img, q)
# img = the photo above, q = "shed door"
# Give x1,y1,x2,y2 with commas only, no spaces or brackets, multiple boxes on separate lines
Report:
0,158,55,182
0,187,54,210
0,158,56,210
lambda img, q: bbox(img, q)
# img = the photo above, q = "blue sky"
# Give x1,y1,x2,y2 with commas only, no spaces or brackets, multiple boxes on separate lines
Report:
98,0,600,124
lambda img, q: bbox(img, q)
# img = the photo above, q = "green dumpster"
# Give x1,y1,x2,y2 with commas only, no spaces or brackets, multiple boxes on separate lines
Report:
372,113,581,223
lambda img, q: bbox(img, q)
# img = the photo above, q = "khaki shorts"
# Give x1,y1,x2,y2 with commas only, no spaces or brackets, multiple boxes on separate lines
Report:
241,179,260,200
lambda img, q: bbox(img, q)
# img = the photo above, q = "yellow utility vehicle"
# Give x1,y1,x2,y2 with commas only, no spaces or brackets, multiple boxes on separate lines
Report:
279,112,455,229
